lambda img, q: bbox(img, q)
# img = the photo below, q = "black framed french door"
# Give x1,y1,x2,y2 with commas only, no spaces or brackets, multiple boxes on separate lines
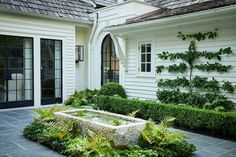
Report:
41,39,62,105
101,35,119,85
0,35,34,109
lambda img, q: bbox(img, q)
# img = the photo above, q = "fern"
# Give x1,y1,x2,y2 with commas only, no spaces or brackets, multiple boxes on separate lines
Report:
66,131,115,157
34,104,69,122
128,109,140,118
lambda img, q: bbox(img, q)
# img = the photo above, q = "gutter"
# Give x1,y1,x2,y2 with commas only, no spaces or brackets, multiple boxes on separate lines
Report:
105,4,236,33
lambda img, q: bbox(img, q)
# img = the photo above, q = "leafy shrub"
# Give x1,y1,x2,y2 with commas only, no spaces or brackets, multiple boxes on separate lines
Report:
97,96,236,138
65,90,99,107
157,89,235,111
85,89,99,103
99,82,127,98
203,99,235,112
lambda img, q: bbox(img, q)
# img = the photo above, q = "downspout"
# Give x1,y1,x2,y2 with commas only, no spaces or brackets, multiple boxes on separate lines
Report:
88,12,98,89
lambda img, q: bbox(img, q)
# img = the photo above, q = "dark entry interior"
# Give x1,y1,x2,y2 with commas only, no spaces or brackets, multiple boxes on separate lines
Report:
101,35,119,85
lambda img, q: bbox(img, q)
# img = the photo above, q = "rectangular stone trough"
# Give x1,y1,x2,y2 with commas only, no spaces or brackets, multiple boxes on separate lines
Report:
54,109,147,146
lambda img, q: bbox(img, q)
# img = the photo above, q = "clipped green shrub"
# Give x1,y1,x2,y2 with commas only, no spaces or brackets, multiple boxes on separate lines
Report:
99,82,127,98
97,96,236,138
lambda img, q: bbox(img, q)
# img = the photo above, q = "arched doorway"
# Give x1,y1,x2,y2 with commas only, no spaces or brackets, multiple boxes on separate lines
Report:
101,35,119,85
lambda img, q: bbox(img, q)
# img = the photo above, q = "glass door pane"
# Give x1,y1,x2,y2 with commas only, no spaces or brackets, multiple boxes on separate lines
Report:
41,39,62,105
0,35,33,109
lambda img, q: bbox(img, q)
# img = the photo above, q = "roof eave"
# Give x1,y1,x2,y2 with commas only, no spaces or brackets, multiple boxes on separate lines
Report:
0,8,93,26
105,4,236,34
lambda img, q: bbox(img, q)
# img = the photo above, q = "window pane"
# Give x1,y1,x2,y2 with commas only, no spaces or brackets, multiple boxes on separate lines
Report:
141,64,145,72
17,90,24,101
141,44,145,53
147,54,151,62
8,91,16,101
25,80,32,90
141,54,145,62
25,90,32,100
24,70,32,79
147,63,151,72
24,59,32,69
147,44,151,52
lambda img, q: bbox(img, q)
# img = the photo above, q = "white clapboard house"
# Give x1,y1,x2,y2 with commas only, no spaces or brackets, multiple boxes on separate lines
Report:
0,0,235,109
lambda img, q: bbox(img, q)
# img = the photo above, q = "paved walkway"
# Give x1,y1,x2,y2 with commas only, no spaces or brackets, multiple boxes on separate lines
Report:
0,108,235,157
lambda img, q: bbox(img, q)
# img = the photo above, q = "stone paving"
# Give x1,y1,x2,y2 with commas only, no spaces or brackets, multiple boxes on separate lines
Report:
0,108,235,157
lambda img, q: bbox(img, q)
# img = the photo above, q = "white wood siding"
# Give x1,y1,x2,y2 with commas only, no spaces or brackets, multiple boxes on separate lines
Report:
0,12,79,106
125,15,236,101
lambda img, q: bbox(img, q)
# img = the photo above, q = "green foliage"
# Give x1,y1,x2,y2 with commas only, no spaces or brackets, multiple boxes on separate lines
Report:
158,77,190,88
23,121,70,154
203,99,235,112
97,96,236,138
99,82,127,98
222,81,235,93
34,104,69,122
76,110,85,117
117,146,170,157
214,106,225,112
24,99,196,157
156,65,165,73
85,89,99,103
65,89,99,107
112,119,121,126
128,109,140,118
167,63,188,73
140,121,195,157
156,90,206,107
66,132,115,157
177,30,217,41
156,30,235,109
194,62,232,73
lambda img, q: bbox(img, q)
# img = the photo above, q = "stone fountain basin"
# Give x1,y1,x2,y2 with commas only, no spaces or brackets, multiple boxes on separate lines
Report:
54,109,147,146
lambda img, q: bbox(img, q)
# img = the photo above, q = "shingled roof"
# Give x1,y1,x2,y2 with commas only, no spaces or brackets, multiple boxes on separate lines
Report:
127,0,236,24
0,0,95,23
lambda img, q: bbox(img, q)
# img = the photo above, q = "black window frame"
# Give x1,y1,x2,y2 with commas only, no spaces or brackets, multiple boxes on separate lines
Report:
40,38,63,105
0,34,34,109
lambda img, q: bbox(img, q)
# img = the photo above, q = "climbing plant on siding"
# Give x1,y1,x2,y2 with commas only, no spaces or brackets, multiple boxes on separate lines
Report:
156,29,235,111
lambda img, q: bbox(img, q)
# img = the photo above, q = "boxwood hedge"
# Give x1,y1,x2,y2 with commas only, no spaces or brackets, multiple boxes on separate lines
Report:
97,96,236,138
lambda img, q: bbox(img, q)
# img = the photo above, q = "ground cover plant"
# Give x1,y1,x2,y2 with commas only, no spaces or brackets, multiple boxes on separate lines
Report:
23,106,195,157
156,30,235,111
97,96,236,139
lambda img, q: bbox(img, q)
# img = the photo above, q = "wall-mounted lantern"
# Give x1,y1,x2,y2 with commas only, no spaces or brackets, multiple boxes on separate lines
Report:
75,45,84,63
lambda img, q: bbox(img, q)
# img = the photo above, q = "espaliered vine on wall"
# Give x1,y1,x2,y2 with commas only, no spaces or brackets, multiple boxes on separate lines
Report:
156,29,235,111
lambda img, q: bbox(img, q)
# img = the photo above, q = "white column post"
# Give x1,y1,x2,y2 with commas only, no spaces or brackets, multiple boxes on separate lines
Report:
34,37,41,108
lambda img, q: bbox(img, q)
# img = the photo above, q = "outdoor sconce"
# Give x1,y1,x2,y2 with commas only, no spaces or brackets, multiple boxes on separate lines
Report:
75,45,84,63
